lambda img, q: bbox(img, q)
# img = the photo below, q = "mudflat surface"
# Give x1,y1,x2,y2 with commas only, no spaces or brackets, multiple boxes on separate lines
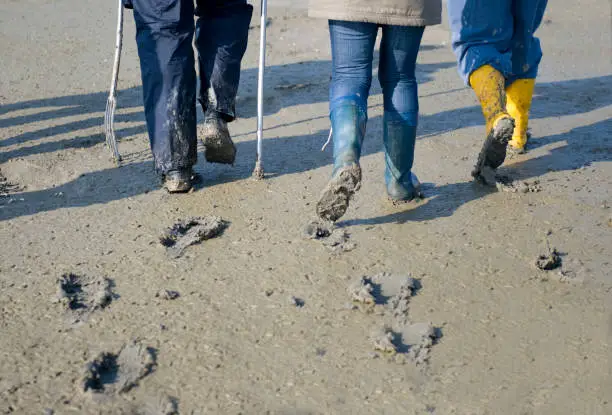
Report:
1,0,611,413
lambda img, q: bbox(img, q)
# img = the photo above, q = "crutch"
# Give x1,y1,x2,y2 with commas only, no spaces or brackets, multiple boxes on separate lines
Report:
252,0,267,179
104,0,124,164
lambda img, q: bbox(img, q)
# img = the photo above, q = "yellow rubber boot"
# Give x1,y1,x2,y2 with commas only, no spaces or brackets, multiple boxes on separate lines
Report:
468,65,515,180
469,65,510,133
506,78,535,152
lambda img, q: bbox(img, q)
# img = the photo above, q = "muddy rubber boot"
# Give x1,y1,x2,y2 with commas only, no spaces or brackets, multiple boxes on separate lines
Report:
162,168,194,193
202,116,236,165
506,78,535,154
469,65,515,181
316,100,366,222
383,112,421,202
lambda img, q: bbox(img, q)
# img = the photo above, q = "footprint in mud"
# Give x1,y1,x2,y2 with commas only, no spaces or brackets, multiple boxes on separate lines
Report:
348,273,419,320
304,220,355,253
370,323,439,365
82,340,157,398
160,216,228,259
136,394,179,415
348,273,439,364
54,273,116,325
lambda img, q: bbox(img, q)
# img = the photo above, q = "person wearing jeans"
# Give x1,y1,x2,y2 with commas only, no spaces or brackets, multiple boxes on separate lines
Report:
447,0,549,181
123,0,252,192
308,0,441,222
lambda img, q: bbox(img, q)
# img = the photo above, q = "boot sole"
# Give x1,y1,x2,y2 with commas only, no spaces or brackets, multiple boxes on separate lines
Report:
316,164,362,222
164,180,192,193
203,132,236,165
472,117,515,182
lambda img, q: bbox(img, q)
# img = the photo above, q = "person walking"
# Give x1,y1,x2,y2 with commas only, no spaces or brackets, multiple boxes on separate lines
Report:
123,0,253,192
447,0,549,181
309,0,442,222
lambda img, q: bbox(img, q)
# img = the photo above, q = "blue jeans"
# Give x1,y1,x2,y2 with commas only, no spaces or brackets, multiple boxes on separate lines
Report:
125,0,252,173
329,21,424,126
448,0,548,85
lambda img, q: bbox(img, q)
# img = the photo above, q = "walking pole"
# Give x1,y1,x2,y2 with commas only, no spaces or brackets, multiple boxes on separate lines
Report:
104,0,124,164
252,0,267,179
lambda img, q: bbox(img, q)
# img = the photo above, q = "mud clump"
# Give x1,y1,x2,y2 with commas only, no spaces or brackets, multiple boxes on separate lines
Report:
304,220,355,253
55,273,114,324
0,169,20,198
348,277,375,305
289,296,305,307
156,290,180,300
535,248,562,270
478,167,542,193
387,277,419,322
371,327,397,354
304,220,332,239
496,176,542,193
160,216,228,258
82,340,157,396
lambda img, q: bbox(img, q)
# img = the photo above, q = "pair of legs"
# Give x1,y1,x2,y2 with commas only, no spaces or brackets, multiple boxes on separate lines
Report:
317,20,425,222
125,0,252,191
448,0,548,180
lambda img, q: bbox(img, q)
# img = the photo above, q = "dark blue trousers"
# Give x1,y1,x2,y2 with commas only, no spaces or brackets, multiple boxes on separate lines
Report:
124,0,252,173
447,0,548,85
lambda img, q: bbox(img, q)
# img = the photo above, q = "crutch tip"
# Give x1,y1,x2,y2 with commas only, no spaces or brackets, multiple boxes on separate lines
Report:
252,163,264,180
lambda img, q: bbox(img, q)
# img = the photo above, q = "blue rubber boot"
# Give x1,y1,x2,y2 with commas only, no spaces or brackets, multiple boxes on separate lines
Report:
316,99,367,222
383,111,421,202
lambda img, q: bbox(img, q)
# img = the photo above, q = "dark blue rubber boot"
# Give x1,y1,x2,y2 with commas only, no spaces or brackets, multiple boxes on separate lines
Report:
383,111,421,202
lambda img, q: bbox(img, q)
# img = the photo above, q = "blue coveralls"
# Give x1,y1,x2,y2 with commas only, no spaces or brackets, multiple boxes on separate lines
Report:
123,0,252,173
447,0,548,85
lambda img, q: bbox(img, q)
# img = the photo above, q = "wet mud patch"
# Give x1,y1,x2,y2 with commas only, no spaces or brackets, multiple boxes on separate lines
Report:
160,216,228,258
82,340,157,398
55,273,115,325
304,220,355,253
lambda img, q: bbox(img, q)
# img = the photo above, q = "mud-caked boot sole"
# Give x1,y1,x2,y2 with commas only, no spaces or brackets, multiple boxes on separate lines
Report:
316,164,362,222
472,116,515,182
202,120,237,165
163,170,193,193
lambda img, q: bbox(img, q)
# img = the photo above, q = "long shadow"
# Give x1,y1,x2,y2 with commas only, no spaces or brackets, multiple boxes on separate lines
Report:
1,70,609,166
340,117,612,228
1,62,610,221
2,114,609,223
